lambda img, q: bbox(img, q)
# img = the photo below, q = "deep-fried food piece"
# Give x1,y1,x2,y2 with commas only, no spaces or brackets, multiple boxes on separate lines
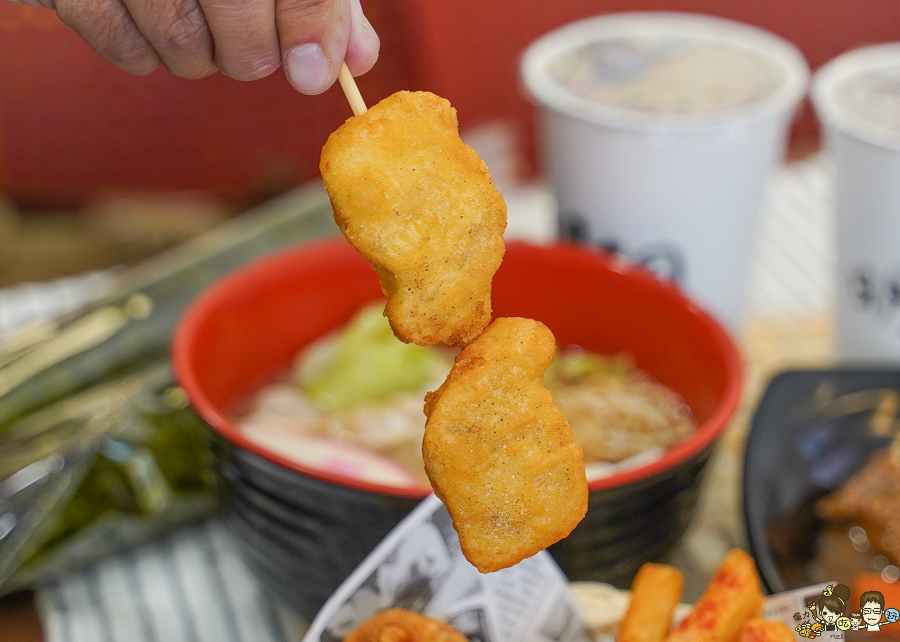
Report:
345,608,467,642
738,620,795,642
618,563,685,642
422,317,588,572
666,549,763,642
816,452,900,563
320,91,507,348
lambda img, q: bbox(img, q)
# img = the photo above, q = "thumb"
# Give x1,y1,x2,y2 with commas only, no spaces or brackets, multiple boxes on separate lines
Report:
278,0,349,95
344,0,379,76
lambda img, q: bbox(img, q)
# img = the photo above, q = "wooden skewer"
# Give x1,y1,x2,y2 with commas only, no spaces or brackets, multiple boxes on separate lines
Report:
338,62,367,116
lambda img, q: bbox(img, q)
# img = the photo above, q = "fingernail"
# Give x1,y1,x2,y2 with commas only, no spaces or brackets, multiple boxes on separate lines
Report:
286,43,331,94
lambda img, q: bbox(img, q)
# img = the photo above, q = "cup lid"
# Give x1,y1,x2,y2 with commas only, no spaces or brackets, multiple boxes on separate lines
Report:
812,43,900,151
520,12,809,132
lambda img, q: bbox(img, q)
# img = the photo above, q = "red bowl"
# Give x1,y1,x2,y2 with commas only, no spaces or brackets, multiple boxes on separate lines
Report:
173,236,741,616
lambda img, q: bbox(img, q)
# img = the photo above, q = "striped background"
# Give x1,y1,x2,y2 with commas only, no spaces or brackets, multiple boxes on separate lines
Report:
35,523,299,642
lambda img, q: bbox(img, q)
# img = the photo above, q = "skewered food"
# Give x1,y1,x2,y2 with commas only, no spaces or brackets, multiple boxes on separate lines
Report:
320,91,506,348
422,317,588,572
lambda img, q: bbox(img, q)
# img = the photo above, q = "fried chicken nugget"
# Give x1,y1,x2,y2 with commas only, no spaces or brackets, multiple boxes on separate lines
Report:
320,91,507,348
422,317,589,572
345,608,467,642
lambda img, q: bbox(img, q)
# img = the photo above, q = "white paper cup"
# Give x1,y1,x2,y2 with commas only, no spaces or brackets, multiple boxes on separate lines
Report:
521,12,809,328
812,43,900,362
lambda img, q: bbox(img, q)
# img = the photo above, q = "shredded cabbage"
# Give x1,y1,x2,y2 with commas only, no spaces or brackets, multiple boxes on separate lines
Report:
296,304,450,411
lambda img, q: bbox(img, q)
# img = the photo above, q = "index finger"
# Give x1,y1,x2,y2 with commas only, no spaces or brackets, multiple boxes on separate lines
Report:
55,0,160,75
198,0,281,80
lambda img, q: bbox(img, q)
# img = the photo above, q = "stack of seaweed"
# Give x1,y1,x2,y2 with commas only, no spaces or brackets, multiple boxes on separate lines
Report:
0,185,337,593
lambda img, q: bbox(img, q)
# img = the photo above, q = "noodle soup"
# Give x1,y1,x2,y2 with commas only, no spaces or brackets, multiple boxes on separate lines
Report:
236,304,695,490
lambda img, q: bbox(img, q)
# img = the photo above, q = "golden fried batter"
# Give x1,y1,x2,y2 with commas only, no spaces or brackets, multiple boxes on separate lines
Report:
422,318,588,572
738,620,795,642
320,91,507,348
665,549,763,642
345,608,468,642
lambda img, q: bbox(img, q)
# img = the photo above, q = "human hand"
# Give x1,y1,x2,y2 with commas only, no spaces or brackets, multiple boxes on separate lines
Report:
6,0,379,94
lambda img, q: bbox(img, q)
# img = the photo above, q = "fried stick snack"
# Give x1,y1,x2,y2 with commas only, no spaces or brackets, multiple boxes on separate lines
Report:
666,549,763,642
738,620,795,642
422,317,588,572
320,91,507,348
345,608,468,642
618,563,685,642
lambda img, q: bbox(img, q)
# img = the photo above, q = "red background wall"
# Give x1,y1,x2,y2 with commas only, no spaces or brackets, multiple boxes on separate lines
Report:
0,0,898,207
0,0,417,206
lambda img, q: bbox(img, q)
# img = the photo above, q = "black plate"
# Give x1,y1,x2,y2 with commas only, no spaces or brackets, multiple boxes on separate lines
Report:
744,369,900,593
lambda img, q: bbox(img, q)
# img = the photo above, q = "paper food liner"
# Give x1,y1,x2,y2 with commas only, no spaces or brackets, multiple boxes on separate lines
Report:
301,494,843,642
302,494,591,642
